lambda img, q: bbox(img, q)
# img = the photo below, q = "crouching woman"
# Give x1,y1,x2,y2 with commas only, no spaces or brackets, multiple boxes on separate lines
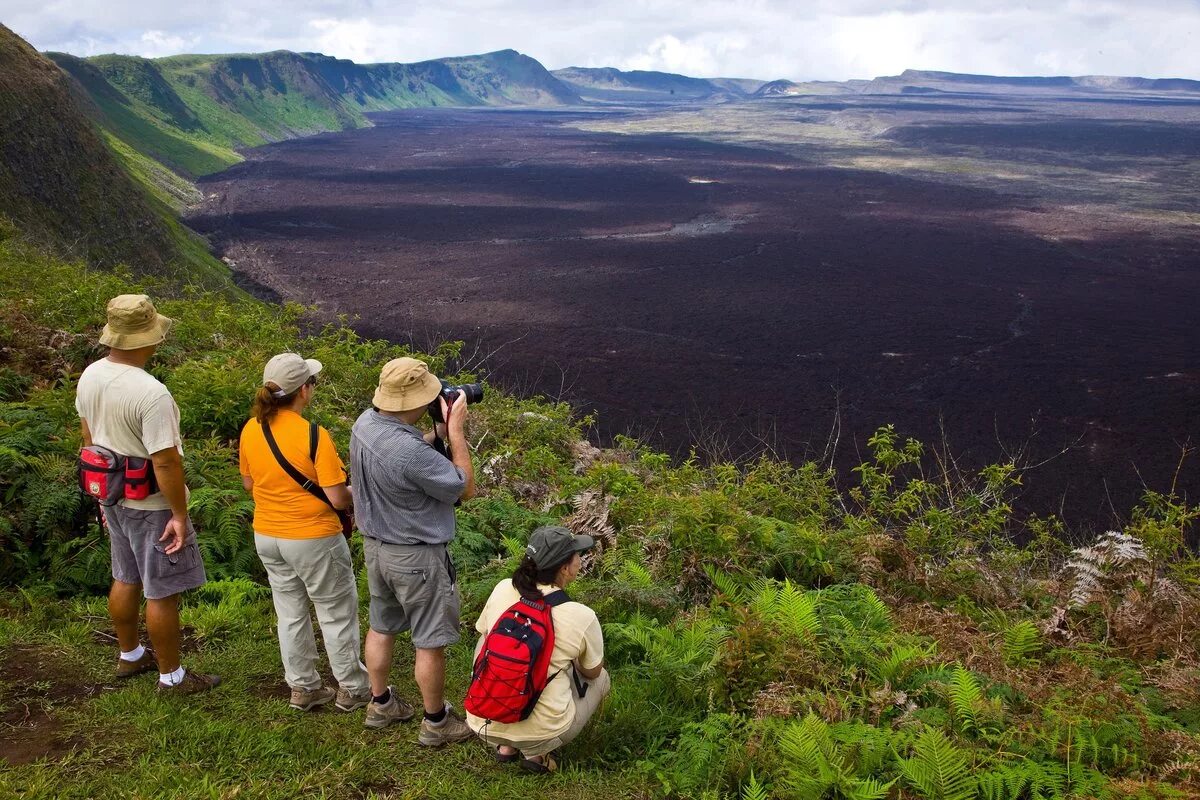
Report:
465,525,611,774
239,353,371,713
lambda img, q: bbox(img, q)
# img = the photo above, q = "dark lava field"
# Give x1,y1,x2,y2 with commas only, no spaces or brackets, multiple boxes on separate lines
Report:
190,104,1200,527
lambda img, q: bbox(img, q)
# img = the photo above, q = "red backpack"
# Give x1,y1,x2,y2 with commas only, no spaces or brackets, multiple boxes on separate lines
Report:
464,589,570,723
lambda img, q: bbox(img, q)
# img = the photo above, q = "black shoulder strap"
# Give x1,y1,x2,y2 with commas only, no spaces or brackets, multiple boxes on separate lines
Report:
543,589,571,607
262,420,334,509
308,421,319,463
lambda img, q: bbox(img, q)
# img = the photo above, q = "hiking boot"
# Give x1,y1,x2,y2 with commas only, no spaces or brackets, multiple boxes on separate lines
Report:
364,687,415,729
115,648,157,679
290,685,335,711
418,705,475,747
335,686,371,712
156,670,221,696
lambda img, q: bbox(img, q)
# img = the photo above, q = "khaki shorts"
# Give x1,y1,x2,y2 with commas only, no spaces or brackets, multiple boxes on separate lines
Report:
364,538,461,648
103,505,206,600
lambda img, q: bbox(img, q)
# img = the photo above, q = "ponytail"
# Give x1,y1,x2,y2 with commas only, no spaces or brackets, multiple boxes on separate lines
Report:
512,554,570,601
251,383,299,425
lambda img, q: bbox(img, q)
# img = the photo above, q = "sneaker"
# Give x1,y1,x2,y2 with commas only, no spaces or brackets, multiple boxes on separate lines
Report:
335,686,371,712
364,687,415,729
418,704,475,747
115,648,157,679
156,670,221,696
290,685,335,711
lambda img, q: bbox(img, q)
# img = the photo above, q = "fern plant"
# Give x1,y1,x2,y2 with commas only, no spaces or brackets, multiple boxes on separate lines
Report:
897,728,975,800
1001,620,1041,664
778,715,894,800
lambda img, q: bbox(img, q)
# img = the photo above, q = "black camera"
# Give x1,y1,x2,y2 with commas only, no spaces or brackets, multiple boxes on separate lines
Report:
428,380,484,423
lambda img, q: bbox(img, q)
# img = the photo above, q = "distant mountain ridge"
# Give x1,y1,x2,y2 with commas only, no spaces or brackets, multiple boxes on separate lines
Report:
0,24,226,282
48,47,580,185
552,66,764,102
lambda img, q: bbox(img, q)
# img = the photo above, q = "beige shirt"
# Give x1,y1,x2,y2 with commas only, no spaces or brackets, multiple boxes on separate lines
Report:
75,359,183,511
466,579,604,741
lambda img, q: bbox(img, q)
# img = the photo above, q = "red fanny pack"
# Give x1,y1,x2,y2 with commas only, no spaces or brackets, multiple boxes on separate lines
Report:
78,446,158,505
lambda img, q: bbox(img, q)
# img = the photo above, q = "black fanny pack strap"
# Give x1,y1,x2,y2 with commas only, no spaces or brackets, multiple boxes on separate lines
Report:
262,419,333,508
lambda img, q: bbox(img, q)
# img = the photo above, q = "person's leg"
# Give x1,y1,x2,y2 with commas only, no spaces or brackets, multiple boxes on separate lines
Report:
256,534,321,691
293,535,369,695
364,629,396,697
413,647,446,715
104,506,146,656
108,580,142,651
145,594,181,673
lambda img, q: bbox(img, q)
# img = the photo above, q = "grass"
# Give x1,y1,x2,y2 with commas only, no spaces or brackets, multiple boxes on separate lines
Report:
0,582,650,800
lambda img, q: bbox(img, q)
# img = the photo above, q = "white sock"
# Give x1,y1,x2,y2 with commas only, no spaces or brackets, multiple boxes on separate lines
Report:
159,666,186,686
119,645,146,662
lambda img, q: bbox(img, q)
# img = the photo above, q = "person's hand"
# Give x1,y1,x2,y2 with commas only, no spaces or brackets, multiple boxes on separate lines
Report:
447,390,469,437
160,514,188,555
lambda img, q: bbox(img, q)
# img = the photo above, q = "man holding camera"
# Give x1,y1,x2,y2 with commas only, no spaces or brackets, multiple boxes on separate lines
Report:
350,357,477,745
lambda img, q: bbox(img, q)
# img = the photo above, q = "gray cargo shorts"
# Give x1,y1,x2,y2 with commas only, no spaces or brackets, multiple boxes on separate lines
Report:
103,505,207,600
363,537,461,649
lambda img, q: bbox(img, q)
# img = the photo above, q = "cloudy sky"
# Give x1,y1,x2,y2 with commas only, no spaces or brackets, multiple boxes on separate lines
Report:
4,0,1199,81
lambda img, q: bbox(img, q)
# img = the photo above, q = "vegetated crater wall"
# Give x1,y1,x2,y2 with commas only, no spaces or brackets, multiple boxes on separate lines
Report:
189,107,1200,528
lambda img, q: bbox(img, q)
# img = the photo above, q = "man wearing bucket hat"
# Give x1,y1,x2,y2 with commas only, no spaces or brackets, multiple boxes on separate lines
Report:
350,357,476,745
465,525,610,774
75,295,219,694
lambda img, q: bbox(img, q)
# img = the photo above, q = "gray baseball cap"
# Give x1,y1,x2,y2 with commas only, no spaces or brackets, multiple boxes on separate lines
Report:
263,352,322,397
525,525,595,570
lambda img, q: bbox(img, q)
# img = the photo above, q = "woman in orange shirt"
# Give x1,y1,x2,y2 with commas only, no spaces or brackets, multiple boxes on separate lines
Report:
239,353,370,712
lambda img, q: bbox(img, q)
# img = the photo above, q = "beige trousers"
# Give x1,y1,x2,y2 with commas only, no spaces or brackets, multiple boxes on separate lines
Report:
479,668,612,758
255,533,370,694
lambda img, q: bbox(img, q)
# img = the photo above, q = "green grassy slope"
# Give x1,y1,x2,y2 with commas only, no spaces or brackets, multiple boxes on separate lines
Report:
0,25,228,285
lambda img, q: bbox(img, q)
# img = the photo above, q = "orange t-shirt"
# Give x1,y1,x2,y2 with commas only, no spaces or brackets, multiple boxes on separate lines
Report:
238,410,346,539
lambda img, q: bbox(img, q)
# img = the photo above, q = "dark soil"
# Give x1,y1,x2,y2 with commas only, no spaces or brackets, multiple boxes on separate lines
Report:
190,107,1200,529
0,645,98,766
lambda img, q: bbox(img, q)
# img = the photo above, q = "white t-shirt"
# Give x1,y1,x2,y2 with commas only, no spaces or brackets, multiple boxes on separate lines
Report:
466,579,604,741
75,358,183,511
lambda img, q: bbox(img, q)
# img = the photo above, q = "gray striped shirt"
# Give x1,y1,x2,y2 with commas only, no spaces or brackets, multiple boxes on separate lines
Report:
350,409,465,545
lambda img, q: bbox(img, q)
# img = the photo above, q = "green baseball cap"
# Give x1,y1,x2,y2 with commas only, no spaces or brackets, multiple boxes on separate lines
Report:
525,525,594,570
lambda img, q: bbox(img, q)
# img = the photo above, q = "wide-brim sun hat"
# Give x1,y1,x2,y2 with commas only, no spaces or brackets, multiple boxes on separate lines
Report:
373,357,442,412
263,352,323,397
98,294,173,350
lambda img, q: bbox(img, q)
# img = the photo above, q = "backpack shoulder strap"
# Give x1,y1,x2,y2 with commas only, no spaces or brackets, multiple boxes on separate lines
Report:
543,589,571,607
262,420,333,508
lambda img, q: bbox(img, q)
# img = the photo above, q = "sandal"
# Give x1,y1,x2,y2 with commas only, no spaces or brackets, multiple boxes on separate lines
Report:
520,752,558,774
494,745,520,764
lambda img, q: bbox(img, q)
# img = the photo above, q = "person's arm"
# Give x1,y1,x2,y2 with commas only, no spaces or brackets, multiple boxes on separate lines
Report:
443,392,476,501
150,446,190,555
576,659,604,681
81,419,93,447
573,614,605,680
322,482,352,510
242,475,254,493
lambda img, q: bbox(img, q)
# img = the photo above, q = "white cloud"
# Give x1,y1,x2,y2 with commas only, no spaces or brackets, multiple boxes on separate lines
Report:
5,0,1199,80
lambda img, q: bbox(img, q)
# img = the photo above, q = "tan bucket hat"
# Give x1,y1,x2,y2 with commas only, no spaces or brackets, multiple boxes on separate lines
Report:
263,353,323,397
99,294,172,350
373,357,442,412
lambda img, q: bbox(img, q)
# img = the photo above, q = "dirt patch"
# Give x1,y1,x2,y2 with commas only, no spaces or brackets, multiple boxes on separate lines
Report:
0,645,98,766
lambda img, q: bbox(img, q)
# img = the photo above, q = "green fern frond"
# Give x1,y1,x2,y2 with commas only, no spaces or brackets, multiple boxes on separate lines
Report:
740,772,770,800
948,666,983,735
704,563,746,601
1002,620,1040,663
897,728,975,800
